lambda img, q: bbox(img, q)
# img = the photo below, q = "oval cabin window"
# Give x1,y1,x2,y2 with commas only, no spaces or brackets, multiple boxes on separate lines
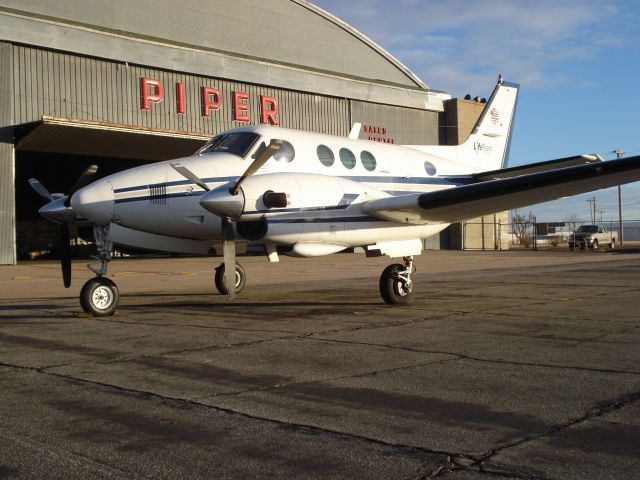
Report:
317,145,334,167
273,141,295,162
339,148,356,169
360,151,377,171
424,161,437,176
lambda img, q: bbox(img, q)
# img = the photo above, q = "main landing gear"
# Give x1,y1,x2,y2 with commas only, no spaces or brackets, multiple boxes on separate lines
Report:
379,256,415,305
214,263,246,295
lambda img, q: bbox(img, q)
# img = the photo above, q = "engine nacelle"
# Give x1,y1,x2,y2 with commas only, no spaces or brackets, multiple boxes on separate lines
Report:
235,172,387,245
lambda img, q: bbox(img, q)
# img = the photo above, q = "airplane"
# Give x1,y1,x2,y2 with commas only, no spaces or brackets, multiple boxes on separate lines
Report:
29,77,640,316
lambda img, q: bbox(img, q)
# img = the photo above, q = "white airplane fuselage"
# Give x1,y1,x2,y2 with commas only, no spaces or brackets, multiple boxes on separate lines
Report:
73,124,492,256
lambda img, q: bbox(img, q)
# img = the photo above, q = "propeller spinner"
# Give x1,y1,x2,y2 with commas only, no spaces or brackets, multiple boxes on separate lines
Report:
28,164,99,288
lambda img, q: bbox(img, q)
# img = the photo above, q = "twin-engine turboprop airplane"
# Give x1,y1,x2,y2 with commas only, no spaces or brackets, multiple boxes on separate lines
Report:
30,78,640,316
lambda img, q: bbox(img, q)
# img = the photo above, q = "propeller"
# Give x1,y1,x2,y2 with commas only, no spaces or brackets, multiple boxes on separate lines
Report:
65,164,99,207
171,139,284,300
27,178,54,202
28,164,99,288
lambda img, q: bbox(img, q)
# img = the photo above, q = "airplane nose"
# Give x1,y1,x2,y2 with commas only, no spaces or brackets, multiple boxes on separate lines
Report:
199,183,245,219
39,197,76,224
70,179,115,225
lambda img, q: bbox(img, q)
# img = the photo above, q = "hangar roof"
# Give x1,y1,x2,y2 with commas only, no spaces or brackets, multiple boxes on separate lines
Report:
0,0,427,91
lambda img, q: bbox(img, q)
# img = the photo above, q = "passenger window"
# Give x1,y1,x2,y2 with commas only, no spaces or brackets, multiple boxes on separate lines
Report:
317,145,334,167
273,141,295,162
424,161,437,176
339,148,356,169
360,151,376,171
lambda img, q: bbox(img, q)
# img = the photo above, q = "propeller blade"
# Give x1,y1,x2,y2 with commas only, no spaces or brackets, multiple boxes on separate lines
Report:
170,162,211,191
65,164,98,207
28,178,54,201
230,139,284,195
221,216,237,301
58,224,72,288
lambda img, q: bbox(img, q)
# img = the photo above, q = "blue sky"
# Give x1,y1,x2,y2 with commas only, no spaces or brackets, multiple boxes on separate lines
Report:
312,0,640,223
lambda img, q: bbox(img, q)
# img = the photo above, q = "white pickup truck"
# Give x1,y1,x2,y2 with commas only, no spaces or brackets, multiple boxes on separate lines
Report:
568,225,618,250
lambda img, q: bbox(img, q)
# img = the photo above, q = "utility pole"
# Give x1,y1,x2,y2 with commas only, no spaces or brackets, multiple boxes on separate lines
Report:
587,197,596,224
612,149,625,244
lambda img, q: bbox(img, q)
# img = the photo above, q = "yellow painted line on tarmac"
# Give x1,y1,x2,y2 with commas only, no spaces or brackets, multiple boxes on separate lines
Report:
111,271,197,277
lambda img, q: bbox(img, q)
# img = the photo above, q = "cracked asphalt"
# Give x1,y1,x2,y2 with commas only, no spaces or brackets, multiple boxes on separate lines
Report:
1,250,639,479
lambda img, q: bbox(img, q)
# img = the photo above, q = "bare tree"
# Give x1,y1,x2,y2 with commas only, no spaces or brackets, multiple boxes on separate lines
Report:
511,210,536,246
566,213,582,233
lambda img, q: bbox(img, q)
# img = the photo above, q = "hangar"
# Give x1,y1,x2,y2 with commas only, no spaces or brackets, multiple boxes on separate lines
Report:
0,0,502,265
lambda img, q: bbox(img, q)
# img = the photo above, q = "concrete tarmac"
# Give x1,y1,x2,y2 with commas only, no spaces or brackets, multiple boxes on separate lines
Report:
1,250,639,479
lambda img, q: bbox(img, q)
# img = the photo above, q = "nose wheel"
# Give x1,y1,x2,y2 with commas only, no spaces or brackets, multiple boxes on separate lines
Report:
79,224,119,317
80,277,119,316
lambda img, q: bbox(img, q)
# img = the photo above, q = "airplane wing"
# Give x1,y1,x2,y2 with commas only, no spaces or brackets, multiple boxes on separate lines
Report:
471,154,602,181
362,155,640,224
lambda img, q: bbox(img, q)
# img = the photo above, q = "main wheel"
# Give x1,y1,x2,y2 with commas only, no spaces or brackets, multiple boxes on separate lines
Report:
591,239,599,250
379,264,413,305
80,277,119,317
214,263,246,295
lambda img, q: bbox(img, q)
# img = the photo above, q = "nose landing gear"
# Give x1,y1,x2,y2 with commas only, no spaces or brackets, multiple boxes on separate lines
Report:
379,256,415,305
80,225,119,317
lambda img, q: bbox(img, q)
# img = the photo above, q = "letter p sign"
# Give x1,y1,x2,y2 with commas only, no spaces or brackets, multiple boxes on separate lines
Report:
141,77,164,110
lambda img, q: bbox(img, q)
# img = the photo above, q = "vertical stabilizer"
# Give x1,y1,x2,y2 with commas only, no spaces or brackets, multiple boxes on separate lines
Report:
408,79,519,174
460,79,519,171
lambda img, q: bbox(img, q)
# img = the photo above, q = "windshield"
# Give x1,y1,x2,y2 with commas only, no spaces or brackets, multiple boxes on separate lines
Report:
577,225,598,233
196,132,260,158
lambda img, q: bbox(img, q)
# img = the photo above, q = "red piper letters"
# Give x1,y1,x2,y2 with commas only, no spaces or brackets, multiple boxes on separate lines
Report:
140,77,280,125
140,77,164,110
202,87,222,117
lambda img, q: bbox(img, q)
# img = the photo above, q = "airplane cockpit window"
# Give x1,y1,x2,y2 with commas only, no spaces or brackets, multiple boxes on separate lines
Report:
273,140,295,162
340,148,356,169
360,151,376,171
424,161,437,176
194,135,223,155
317,145,334,167
198,132,260,158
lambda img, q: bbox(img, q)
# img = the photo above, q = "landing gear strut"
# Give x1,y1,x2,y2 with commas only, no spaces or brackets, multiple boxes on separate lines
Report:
214,263,246,295
379,256,414,305
80,225,119,316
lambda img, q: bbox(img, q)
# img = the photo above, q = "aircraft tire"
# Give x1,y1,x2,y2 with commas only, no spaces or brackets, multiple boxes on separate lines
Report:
80,277,119,317
379,264,413,305
214,263,246,295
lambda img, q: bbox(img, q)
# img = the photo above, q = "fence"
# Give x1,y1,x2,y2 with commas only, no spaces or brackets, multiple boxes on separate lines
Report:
457,219,640,251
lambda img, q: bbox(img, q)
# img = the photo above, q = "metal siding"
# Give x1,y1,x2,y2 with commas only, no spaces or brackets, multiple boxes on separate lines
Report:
0,42,16,264
350,100,440,145
10,44,453,145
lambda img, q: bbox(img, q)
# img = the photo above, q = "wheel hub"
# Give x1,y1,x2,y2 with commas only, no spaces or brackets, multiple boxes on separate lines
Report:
92,285,114,309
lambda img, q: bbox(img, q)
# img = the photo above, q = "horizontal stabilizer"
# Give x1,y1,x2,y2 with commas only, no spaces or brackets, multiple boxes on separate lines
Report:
363,155,640,224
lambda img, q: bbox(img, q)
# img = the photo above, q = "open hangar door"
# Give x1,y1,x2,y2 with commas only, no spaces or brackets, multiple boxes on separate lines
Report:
15,117,208,260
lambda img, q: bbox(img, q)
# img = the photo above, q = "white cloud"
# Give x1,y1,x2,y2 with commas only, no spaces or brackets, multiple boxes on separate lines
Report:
311,0,638,96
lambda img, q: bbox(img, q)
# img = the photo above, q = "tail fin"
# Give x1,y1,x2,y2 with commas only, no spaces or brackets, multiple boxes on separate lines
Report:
407,79,519,173
460,79,519,170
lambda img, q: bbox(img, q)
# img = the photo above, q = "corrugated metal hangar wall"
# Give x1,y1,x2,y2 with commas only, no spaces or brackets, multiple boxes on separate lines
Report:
0,0,451,264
